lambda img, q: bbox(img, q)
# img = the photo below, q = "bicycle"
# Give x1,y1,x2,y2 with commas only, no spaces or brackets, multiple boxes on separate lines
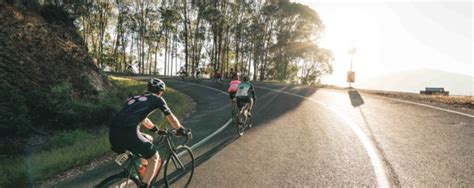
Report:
95,129,194,188
235,99,252,136
178,72,188,80
231,98,238,123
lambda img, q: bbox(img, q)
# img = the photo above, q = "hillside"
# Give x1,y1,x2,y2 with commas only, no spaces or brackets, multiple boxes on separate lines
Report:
357,69,473,96
0,3,111,135
0,3,110,97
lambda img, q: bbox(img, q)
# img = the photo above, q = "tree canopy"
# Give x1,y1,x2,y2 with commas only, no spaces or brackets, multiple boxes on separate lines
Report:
12,0,334,84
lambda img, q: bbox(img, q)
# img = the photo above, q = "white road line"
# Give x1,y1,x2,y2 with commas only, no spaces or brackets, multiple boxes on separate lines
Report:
320,88,473,118
369,95,474,118
168,80,228,96
165,80,233,150
255,85,391,188
191,119,233,150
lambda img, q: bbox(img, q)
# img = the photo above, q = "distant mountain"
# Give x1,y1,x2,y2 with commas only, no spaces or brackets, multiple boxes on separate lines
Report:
356,69,473,96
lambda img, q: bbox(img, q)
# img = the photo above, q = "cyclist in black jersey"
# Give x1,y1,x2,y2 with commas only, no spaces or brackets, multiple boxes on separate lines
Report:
109,78,186,188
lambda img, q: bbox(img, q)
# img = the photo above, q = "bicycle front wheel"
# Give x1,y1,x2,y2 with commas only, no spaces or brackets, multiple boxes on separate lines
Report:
95,172,141,188
164,145,195,187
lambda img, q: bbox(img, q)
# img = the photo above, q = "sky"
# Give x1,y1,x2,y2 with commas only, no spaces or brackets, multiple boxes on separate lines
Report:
292,0,473,87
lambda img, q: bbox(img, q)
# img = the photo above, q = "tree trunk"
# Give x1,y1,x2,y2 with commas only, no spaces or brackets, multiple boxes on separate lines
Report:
164,31,168,75
183,0,189,73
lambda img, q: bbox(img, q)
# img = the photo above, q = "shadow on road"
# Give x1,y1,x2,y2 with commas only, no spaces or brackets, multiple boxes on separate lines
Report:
116,75,319,132
348,90,365,107
174,79,320,132
107,76,320,185
348,89,400,185
155,136,240,187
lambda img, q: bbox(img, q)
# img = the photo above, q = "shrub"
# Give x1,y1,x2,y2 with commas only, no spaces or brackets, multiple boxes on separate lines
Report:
0,86,31,136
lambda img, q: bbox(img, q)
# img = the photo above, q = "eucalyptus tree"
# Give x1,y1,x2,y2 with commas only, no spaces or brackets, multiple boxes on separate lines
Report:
34,0,333,84
266,0,325,81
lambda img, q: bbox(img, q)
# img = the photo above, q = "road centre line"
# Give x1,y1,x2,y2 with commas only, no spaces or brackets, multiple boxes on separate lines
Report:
254,85,391,188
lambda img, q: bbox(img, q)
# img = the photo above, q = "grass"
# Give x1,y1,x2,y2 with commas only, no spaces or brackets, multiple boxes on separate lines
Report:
0,77,195,187
359,89,473,109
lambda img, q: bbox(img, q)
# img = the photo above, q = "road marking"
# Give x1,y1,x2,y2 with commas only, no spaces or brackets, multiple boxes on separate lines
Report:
317,88,473,118
165,80,233,150
254,85,391,188
369,95,474,118
191,119,233,150
168,80,228,96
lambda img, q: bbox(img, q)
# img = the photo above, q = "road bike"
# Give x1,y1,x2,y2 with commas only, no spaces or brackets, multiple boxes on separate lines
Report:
235,99,252,136
95,129,194,188
231,98,238,123
178,71,188,80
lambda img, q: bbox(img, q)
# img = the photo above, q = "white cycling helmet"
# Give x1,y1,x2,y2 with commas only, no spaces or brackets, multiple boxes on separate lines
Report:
148,78,166,93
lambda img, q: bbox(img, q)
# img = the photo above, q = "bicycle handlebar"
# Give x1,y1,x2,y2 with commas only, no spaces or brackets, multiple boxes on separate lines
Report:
156,128,192,145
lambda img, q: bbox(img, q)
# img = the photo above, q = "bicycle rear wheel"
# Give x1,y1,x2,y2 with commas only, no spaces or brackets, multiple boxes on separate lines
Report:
95,172,141,188
247,112,253,128
164,145,195,187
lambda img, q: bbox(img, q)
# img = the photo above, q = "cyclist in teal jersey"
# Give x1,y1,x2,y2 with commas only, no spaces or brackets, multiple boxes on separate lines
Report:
235,75,257,116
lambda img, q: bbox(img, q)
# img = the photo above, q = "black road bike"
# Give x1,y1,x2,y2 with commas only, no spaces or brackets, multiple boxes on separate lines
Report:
234,99,252,136
95,129,194,188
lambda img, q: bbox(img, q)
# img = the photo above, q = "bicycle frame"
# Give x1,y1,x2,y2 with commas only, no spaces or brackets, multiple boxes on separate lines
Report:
109,130,191,186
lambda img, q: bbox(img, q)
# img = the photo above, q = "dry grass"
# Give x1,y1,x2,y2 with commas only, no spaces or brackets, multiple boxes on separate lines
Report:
359,89,473,110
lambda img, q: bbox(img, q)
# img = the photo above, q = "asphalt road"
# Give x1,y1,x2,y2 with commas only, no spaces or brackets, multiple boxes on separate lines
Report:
52,77,474,187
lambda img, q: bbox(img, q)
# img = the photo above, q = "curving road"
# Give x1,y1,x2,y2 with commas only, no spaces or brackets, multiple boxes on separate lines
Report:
52,76,474,187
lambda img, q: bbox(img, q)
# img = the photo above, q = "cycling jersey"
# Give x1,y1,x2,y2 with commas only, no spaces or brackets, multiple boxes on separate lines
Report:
109,93,171,158
228,80,241,93
110,93,171,128
235,82,256,100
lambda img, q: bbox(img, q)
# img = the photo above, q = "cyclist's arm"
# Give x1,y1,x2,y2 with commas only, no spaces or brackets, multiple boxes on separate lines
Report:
154,96,184,129
165,113,183,129
250,84,257,101
142,118,155,129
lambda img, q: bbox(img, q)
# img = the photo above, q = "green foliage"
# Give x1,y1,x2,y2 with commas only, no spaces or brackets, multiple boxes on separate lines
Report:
0,79,139,137
0,77,194,187
0,85,30,136
0,129,109,187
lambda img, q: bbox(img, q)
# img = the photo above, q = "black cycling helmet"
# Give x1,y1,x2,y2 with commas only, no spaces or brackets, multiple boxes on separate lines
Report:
242,75,250,82
148,78,166,93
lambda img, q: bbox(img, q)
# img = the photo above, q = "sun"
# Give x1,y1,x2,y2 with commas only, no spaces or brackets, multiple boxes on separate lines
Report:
318,6,382,86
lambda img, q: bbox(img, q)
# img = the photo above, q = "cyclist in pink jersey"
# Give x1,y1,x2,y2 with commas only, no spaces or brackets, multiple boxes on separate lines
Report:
228,74,241,101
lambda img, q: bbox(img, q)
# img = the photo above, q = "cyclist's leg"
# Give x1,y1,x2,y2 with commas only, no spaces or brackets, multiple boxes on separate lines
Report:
236,97,244,109
243,97,251,116
133,128,160,186
142,152,159,186
139,133,154,166
229,92,235,105
248,98,254,116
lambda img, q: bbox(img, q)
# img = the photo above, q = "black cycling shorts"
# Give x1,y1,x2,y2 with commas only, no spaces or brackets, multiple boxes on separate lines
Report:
229,92,236,99
109,126,156,159
236,96,251,108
